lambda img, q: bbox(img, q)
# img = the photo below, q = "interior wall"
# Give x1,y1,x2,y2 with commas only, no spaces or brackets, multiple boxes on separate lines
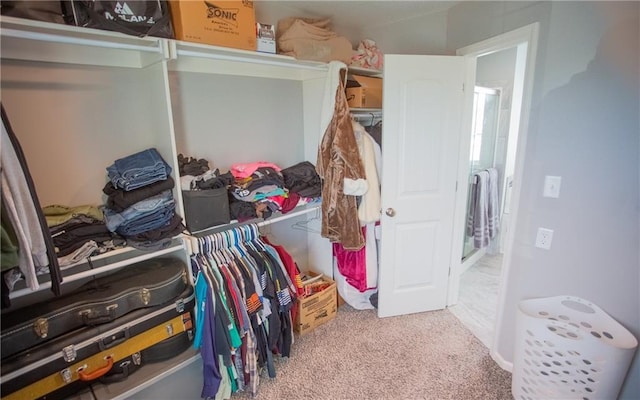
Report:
357,11,449,55
254,1,451,55
447,2,640,398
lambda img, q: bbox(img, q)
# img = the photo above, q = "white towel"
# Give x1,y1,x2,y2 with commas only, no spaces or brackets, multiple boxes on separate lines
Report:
467,170,490,249
487,167,500,239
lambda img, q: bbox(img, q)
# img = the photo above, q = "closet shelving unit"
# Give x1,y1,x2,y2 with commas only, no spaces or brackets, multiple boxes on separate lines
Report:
1,16,332,398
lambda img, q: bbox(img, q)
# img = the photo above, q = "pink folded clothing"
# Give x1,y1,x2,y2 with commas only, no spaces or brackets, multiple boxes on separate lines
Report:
230,161,281,178
351,39,384,70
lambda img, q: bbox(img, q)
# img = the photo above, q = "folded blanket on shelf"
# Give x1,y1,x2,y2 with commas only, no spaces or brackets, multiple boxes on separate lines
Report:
277,17,353,64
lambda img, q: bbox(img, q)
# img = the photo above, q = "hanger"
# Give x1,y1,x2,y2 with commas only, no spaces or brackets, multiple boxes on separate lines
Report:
291,208,322,234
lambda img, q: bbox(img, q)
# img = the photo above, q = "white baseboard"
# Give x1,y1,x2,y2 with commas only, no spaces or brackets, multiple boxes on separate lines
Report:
490,348,513,373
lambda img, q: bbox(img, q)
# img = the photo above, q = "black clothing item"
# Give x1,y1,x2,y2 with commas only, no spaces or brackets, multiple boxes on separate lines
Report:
52,221,116,257
195,170,234,190
281,161,322,198
1,104,62,296
365,121,382,148
277,308,293,358
103,176,175,213
244,167,285,192
49,215,101,236
369,291,379,308
177,153,209,177
229,197,258,221
1,269,12,309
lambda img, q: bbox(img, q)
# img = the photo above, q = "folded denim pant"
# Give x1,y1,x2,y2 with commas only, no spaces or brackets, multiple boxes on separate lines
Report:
104,190,174,232
107,148,172,191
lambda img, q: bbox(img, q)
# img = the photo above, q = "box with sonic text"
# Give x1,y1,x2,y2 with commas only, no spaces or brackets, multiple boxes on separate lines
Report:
168,0,256,51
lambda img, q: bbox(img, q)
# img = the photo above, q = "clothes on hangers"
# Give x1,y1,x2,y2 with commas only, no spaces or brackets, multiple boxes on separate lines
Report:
366,120,383,148
353,121,381,225
190,225,298,398
316,65,367,250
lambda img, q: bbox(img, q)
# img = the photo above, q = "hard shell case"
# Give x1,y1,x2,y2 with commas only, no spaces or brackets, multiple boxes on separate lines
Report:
1,284,194,399
1,257,188,360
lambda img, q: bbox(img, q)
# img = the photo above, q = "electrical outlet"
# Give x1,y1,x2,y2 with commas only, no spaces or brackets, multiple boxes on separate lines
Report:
535,228,554,250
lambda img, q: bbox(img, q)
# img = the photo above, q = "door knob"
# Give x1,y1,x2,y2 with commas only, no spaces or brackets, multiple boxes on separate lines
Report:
385,208,396,217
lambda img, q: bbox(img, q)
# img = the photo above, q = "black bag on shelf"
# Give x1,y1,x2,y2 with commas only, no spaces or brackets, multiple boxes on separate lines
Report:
62,0,174,38
0,1,65,24
182,188,231,233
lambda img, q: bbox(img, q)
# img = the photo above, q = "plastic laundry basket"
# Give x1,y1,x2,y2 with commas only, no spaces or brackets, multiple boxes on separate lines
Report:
512,296,638,400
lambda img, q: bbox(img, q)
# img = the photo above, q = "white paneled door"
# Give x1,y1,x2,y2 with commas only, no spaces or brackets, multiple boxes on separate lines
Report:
378,55,473,318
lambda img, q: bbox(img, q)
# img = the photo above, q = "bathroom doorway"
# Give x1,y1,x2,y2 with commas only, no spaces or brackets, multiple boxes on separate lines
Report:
449,38,531,351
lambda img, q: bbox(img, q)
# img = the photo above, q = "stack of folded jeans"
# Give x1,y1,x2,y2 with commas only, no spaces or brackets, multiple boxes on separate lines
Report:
104,148,185,250
107,148,172,191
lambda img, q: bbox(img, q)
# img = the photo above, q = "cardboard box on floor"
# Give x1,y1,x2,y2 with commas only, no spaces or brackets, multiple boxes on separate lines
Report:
168,1,256,51
295,272,337,335
346,75,383,108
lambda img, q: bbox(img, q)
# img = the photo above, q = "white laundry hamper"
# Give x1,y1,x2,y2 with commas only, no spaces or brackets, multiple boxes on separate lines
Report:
512,296,638,400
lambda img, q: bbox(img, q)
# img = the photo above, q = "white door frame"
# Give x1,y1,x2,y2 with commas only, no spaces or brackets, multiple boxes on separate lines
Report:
446,23,539,371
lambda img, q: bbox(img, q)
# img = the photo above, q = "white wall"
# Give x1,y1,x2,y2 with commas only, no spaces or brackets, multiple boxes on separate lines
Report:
358,11,448,55
447,2,640,398
254,1,640,397
254,1,451,55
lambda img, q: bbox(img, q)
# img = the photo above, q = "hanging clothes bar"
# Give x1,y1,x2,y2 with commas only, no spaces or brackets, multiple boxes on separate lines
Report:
189,223,302,399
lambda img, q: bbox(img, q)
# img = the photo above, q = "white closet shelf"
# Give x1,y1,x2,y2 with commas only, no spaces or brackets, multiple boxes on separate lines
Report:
348,65,383,77
350,107,383,114
168,40,328,80
187,202,321,237
8,240,186,300
90,348,201,400
0,16,329,79
0,16,166,68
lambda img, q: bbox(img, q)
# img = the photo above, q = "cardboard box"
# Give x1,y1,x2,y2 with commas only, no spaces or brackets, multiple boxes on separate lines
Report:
295,273,337,335
256,22,276,53
346,75,383,108
168,0,256,51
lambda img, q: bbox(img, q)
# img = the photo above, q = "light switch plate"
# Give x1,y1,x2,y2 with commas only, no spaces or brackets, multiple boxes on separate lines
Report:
543,176,562,198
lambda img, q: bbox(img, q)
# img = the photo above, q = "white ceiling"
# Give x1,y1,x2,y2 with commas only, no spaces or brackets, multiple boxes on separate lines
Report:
256,1,459,31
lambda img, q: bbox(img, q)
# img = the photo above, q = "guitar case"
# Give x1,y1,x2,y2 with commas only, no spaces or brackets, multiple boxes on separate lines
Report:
1,284,194,399
1,256,188,360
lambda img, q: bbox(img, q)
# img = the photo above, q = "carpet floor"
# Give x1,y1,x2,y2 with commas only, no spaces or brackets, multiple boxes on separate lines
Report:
235,305,513,400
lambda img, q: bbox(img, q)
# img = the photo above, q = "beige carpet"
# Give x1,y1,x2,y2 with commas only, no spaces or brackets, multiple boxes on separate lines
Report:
235,305,513,400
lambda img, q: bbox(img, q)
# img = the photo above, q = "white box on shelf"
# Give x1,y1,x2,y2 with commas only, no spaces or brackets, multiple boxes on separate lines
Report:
256,22,276,54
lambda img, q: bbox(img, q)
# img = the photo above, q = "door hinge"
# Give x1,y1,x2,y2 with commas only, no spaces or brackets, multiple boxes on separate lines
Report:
462,83,465,92
455,181,458,192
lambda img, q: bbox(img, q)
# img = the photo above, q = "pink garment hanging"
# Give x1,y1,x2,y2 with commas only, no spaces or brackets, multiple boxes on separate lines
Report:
332,227,373,292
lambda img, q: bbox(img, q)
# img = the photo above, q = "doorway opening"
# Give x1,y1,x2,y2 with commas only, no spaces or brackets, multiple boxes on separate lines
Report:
447,23,539,365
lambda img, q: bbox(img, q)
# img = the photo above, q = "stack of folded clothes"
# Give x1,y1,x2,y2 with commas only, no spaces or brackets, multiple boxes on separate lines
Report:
228,161,322,222
103,148,185,250
44,205,126,269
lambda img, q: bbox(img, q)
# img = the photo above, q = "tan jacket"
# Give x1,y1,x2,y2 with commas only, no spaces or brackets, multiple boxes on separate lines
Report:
316,69,366,250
